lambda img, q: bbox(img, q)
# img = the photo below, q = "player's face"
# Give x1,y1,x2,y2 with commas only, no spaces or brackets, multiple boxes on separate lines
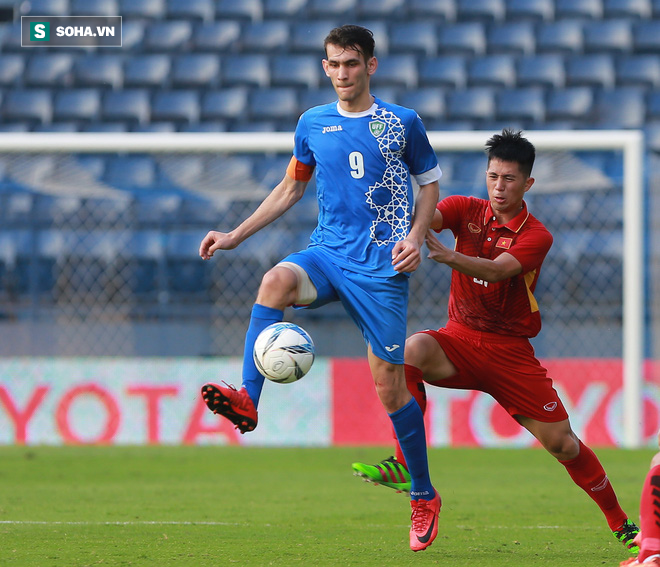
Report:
486,158,534,220
322,44,377,111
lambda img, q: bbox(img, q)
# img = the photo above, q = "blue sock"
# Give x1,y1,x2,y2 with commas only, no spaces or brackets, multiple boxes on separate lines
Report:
389,397,434,500
241,304,283,408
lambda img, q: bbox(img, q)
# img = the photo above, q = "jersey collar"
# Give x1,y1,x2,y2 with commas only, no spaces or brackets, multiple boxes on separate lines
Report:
484,200,530,233
336,100,378,118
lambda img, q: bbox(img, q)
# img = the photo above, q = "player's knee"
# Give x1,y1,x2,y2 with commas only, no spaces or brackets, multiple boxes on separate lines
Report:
404,334,428,367
548,433,579,460
257,267,298,306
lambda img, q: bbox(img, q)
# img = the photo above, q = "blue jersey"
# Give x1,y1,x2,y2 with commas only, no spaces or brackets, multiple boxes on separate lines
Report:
293,97,441,277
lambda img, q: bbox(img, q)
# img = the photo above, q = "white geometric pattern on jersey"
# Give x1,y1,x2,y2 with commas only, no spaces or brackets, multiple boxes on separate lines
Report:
365,107,410,246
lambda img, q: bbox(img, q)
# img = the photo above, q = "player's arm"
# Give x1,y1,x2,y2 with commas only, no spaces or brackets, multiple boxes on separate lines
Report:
199,157,312,260
425,229,523,282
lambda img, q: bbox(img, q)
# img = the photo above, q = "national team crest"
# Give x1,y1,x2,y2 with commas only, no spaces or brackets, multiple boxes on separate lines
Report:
369,120,386,137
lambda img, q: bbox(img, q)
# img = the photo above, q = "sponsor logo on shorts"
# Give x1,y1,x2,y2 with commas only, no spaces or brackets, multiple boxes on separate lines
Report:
385,344,400,352
543,402,558,411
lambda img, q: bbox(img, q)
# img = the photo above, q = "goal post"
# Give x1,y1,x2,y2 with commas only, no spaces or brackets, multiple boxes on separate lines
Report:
0,130,646,448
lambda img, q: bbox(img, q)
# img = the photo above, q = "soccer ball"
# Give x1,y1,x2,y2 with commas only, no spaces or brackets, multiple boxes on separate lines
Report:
253,322,315,383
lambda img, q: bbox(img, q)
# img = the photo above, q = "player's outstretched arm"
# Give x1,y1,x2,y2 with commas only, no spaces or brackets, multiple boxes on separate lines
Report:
199,174,308,260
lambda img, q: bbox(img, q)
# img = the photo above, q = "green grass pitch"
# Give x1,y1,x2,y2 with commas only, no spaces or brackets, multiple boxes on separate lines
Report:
0,445,653,566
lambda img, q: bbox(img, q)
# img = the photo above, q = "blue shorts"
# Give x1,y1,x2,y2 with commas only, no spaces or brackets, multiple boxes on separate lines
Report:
280,246,408,364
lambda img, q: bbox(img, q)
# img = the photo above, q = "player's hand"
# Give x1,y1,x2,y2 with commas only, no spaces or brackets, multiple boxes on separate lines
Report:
392,238,422,273
425,229,452,264
199,230,237,259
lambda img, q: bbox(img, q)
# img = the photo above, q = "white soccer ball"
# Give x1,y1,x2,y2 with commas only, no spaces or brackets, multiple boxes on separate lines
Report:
253,322,315,383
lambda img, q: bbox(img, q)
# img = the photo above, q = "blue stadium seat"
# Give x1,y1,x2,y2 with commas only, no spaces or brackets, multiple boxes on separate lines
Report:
192,21,240,52
505,0,554,20
545,87,593,122
408,0,456,20
104,156,157,189
0,55,25,87
222,54,269,87
71,0,119,16
291,21,337,54
356,0,406,17
308,0,356,17
370,54,418,89
132,122,176,132
390,22,438,56
647,91,660,120
555,0,603,18
496,87,545,124
271,54,320,88
73,55,123,89
536,20,584,53
398,89,446,122
565,54,615,89
101,90,150,125
456,0,505,21
53,89,100,123
151,91,200,125
171,54,219,88
118,0,165,19
166,0,214,21
447,88,495,122
241,21,290,52
633,21,660,54
216,0,263,21
583,20,632,54
517,54,565,88
467,55,516,87
34,123,79,132
299,88,337,110
2,90,52,125
201,88,249,121
84,122,128,132
118,21,146,52
646,123,660,154
18,0,67,16
616,55,660,88
264,0,307,17
438,22,486,55
229,120,277,132
123,230,164,297
124,54,170,88
143,21,192,52
592,87,646,129
418,55,467,88
603,0,652,18
180,121,228,132
249,88,298,121
165,229,211,296
486,21,535,55
25,54,75,87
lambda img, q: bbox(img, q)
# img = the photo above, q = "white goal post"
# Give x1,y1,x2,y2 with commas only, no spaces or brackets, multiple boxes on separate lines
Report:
0,130,645,448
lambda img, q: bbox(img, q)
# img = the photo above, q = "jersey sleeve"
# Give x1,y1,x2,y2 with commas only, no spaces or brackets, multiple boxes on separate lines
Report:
506,226,553,274
293,112,316,168
436,195,469,233
404,114,442,184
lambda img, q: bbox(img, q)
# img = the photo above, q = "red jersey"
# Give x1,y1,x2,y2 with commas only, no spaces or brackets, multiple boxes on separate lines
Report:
436,195,553,338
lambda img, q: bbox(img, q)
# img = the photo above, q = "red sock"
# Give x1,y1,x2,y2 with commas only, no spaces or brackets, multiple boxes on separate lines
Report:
394,364,427,469
559,440,628,531
638,464,660,562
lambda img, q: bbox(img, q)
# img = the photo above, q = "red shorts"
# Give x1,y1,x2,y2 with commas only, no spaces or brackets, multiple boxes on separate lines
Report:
420,321,568,423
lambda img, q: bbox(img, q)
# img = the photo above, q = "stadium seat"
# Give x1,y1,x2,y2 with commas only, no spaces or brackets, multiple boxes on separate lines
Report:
180,121,228,132
633,21,660,54
369,54,418,89
221,54,269,87
565,54,615,89
34,123,79,132
249,88,298,121
418,55,467,89
151,91,200,125
616,55,660,88
647,91,660,120
192,21,240,52
18,0,67,16
555,0,603,18
241,21,290,52
583,20,632,54
216,0,263,21
447,88,495,122
118,0,165,19
264,0,307,17
356,0,406,17
166,0,214,21
143,21,192,52
308,0,356,17
438,22,486,55
104,156,158,190
171,54,220,88
271,54,320,88
73,55,123,89
517,54,565,88
408,0,456,20
545,87,593,122
536,20,584,53
71,0,119,16
118,21,146,52
165,229,211,297
603,0,652,18
299,88,337,110
25,54,75,87
132,122,176,133
505,0,554,20
101,90,150,125
84,122,128,132
0,54,25,87
122,230,164,297
53,89,101,123
456,0,506,21
201,88,249,121
496,87,545,124
229,120,277,132
486,21,535,54
123,54,170,88
591,87,646,129
2,89,52,125
390,22,438,56
398,89,446,122
467,55,516,88
291,21,338,55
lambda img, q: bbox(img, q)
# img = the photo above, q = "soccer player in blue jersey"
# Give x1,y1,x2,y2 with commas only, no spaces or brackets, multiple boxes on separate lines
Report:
199,24,442,551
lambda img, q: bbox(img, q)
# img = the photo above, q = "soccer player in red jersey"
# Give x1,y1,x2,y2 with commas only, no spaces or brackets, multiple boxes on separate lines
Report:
352,129,640,556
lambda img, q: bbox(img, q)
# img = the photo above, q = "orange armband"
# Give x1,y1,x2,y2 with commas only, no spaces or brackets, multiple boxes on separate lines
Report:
286,156,314,182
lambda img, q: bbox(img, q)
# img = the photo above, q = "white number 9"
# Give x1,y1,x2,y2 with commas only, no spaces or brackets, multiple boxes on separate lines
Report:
349,151,364,179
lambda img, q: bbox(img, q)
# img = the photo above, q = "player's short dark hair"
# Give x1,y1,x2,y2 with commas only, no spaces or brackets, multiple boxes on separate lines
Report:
324,25,375,62
485,129,536,178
